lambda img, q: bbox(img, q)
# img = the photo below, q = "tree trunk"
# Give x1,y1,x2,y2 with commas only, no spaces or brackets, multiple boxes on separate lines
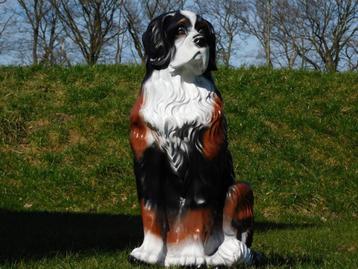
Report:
32,26,39,65
325,57,337,72
264,36,272,67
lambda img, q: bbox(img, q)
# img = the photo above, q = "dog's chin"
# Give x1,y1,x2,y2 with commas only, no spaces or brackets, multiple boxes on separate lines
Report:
169,50,209,77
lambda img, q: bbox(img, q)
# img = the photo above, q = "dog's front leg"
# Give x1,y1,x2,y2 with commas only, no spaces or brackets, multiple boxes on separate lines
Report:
164,205,211,267
129,199,166,265
129,94,166,265
129,147,167,265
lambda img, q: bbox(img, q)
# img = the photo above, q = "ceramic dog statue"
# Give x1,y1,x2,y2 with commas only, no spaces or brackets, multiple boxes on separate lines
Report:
129,10,261,267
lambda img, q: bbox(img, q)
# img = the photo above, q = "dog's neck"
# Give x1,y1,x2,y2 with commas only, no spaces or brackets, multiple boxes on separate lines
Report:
140,68,217,172
141,68,216,130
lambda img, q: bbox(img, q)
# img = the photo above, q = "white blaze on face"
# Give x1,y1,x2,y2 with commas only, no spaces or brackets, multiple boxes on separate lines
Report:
180,10,197,25
169,10,209,76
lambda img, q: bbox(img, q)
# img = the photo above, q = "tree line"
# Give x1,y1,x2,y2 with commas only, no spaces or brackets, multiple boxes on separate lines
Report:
0,0,356,71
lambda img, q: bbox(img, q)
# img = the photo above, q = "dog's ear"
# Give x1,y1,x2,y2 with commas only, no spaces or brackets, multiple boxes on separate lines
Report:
142,12,175,69
205,20,217,72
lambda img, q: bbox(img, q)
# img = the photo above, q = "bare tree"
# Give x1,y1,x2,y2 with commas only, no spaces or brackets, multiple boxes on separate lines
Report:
17,0,72,65
299,0,357,72
196,0,245,68
114,31,125,64
0,2,12,37
38,1,60,65
122,1,145,63
276,0,358,72
271,0,299,68
114,6,125,64
240,0,274,67
343,38,358,71
53,0,125,65
17,0,45,65
271,1,320,70
0,1,13,55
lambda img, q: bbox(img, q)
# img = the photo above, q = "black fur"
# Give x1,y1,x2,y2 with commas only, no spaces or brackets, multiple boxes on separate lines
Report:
134,137,235,223
195,15,217,72
136,9,231,232
142,12,176,71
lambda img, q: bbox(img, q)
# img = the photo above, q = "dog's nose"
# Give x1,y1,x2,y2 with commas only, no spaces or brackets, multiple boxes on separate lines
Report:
194,35,207,47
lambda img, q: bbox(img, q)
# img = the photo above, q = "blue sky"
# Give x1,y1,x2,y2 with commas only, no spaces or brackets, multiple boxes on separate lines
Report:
0,0,263,66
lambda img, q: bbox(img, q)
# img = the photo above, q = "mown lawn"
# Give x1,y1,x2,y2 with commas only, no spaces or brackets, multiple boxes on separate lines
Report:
0,65,357,268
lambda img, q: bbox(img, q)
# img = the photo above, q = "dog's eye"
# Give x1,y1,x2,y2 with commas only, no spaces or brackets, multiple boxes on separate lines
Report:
177,26,186,36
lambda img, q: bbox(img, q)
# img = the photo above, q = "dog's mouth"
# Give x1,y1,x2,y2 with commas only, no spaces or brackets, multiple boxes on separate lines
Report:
169,49,208,74
192,51,202,61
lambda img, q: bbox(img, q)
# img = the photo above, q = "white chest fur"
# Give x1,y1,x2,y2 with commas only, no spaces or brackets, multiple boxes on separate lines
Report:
140,69,217,172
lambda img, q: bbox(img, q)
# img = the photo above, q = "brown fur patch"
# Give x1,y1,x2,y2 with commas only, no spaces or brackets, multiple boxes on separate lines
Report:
167,209,212,244
130,94,148,159
140,200,162,236
202,97,225,159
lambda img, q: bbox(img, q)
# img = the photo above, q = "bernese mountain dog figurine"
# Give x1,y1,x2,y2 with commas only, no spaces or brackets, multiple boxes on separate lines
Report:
129,10,262,268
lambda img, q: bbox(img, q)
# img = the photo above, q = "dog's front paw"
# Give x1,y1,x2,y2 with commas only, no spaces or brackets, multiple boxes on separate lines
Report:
129,245,165,265
129,233,165,265
206,236,253,267
165,239,207,267
164,255,206,267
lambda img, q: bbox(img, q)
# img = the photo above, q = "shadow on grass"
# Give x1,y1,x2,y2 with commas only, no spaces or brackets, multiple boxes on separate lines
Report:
0,209,319,265
0,209,142,263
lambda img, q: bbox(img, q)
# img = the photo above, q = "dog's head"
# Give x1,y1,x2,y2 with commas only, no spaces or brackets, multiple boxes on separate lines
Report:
142,10,217,76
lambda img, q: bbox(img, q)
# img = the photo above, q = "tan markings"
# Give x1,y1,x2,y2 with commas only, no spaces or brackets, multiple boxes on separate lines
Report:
202,97,225,159
236,197,254,222
177,17,190,26
166,209,212,244
195,20,209,30
224,183,253,218
140,200,162,236
223,183,254,233
130,94,148,160
223,185,239,225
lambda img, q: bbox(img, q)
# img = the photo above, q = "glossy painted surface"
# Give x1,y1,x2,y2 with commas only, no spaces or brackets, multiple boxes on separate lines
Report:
129,10,256,267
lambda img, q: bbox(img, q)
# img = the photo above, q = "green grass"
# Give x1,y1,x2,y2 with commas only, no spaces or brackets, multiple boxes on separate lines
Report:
0,65,357,268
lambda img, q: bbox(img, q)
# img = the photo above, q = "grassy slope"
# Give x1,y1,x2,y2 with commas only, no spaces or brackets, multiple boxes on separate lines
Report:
0,65,357,268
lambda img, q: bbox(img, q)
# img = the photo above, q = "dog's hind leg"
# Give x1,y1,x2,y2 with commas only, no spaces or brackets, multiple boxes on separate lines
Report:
226,182,254,247
206,182,255,267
